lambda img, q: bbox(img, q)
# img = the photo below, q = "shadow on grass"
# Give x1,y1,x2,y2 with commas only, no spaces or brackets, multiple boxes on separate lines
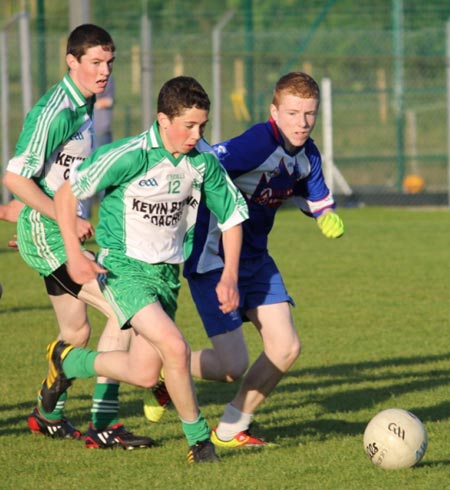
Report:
196,351,450,443
2,352,449,446
0,305,52,315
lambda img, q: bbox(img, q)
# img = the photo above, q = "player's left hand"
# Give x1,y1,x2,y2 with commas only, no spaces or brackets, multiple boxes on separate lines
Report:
317,212,344,239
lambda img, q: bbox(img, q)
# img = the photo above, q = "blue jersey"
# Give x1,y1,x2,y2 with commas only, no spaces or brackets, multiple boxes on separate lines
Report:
184,118,335,275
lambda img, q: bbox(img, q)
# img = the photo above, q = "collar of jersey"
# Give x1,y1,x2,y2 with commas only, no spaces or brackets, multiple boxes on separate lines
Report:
147,121,186,165
61,73,88,108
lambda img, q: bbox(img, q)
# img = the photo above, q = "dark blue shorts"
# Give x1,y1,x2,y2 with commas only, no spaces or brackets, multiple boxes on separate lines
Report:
187,254,294,338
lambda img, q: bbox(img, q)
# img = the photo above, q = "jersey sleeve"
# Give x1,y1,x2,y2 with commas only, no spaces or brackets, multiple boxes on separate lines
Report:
292,140,336,217
7,98,72,179
69,136,139,199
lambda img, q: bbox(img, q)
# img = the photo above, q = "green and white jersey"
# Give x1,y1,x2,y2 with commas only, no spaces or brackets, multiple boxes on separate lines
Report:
8,73,95,198
70,121,249,264
7,73,95,276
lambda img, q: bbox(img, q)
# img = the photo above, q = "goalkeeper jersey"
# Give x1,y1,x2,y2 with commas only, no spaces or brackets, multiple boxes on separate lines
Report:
184,118,335,275
69,120,248,265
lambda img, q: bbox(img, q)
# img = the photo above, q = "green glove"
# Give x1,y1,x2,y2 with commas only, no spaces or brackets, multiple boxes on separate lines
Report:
317,213,344,239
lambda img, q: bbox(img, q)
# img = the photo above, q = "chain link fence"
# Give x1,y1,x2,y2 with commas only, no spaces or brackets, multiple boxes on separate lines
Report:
2,2,450,206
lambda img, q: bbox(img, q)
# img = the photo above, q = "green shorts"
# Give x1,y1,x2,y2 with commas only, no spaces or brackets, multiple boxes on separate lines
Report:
97,249,181,328
17,206,67,276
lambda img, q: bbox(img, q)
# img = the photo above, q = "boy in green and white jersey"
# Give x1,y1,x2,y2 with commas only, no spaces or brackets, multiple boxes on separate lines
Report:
46,76,248,463
3,24,152,449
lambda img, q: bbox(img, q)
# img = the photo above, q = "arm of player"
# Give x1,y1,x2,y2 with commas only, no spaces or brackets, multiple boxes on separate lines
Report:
54,181,106,284
0,199,24,223
2,172,94,243
3,171,56,219
3,170,94,240
0,199,24,251
215,223,242,314
316,210,344,239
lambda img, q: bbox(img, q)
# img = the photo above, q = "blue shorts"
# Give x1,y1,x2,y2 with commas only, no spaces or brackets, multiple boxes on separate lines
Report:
187,254,294,338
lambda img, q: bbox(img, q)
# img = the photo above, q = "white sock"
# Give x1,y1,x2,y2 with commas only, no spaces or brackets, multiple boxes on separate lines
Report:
216,403,253,441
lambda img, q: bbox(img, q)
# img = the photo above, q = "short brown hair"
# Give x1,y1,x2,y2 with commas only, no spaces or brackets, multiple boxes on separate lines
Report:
157,76,210,119
272,72,320,107
66,24,115,61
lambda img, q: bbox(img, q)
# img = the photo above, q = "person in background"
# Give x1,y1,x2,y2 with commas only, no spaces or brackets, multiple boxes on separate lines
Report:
2,24,153,449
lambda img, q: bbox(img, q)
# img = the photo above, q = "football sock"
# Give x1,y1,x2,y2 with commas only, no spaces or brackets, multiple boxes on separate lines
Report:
216,403,253,441
62,348,98,379
91,382,120,429
181,411,210,446
38,391,68,421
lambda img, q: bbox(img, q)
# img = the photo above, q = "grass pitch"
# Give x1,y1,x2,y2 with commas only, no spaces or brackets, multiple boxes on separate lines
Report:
1,206,450,489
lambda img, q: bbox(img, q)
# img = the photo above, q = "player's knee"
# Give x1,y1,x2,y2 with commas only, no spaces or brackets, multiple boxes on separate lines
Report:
137,371,160,389
222,356,249,382
284,337,301,368
291,337,302,361
60,323,91,347
166,335,191,362
269,337,301,371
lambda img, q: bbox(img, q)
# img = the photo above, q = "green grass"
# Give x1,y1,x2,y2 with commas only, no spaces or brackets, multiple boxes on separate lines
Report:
1,206,450,489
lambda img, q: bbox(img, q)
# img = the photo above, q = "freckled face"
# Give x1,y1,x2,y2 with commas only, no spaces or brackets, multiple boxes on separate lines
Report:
158,107,209,157
270,94,319,153
67,45,115,99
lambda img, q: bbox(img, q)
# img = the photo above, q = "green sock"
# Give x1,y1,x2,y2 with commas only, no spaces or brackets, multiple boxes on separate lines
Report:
91,383,120,429
63,347,98,379
181,411,210,446
39,391,68,421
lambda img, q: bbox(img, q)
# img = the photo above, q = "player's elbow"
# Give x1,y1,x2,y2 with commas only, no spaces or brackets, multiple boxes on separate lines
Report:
2,171,17,194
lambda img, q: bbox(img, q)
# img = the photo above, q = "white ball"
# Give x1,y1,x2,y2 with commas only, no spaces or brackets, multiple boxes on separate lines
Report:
363,408,427,470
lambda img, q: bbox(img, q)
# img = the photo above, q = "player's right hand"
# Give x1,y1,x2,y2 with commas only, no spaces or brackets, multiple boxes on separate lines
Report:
67,252,107,285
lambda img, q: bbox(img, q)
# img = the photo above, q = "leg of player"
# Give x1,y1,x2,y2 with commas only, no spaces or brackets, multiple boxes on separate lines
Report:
41,301,218,462
212,302,301,447
28,292,90,439
30,275,154,448
78,280,155,449
190,328,249,382
104,306,218,462
144,284,249,423
144,328,249,423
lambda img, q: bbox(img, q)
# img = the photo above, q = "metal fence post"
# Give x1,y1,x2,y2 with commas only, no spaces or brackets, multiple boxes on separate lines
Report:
211,10,234,144
19,12,32,117
322,78,334,193
393,0,405,192
1,12,32,204
446,19,450,206
0,30,9,204
141,14,152,131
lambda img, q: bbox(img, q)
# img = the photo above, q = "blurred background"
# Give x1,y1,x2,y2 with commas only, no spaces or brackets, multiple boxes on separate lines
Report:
1,0,450,206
